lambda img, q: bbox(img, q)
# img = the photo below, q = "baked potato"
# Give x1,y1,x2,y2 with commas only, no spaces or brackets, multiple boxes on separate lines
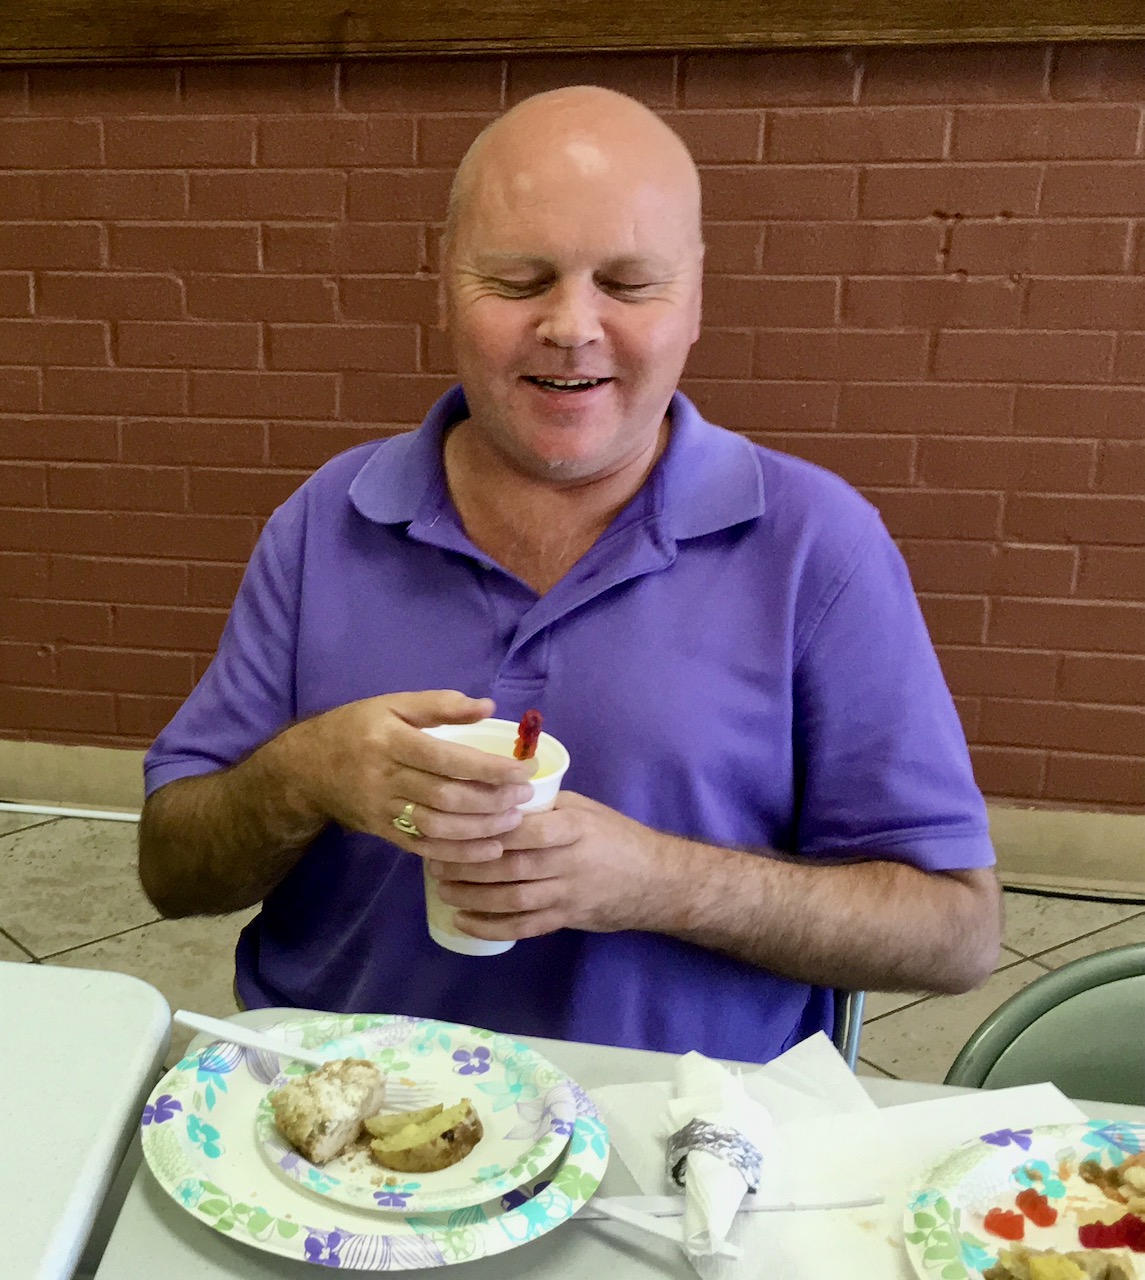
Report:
367,1098,484,1173
364,1102,443,1141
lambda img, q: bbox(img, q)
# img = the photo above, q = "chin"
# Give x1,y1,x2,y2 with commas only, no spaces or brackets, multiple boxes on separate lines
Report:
523,452,600,481
510,429,614,476
551,460,607,481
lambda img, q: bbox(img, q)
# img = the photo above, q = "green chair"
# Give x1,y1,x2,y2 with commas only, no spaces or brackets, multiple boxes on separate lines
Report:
832,989,866,1071
944,943,1145,1106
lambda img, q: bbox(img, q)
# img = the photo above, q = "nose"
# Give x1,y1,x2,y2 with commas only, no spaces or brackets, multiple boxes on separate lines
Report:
535,278,603,349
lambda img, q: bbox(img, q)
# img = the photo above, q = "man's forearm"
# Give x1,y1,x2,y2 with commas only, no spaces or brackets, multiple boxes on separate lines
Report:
643,834,1002,994
138,731,326,917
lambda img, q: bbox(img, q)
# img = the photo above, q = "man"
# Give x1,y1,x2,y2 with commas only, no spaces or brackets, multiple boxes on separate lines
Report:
139,86,1001,1062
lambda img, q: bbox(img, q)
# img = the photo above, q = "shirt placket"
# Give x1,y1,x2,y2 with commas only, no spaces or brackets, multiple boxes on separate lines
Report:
490,517,677,714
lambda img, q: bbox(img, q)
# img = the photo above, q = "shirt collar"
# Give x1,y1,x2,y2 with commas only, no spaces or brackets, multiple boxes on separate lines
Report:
653,391,765,540
347,384,765,539
347,384,464,525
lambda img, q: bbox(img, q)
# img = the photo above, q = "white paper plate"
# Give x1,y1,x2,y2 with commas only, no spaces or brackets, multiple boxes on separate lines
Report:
141,1012,610,1271
904,1119,1145,1279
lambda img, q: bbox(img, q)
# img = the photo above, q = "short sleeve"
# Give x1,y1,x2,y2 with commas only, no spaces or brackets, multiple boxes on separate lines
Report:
792,513,995,872
143,500,303,795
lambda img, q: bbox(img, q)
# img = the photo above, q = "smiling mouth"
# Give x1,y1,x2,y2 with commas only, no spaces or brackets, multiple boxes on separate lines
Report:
524,376,612,392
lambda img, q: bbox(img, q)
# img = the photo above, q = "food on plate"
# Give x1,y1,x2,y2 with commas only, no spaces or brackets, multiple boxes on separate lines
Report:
1017,1188,1060,1228
513,709,542,761
1078,1215,1145,1251
984,1245,1138,1279
364,1101,445,1142
269,1058,386,1164
986,1208,1028,1241
983,1154,1145,1254
1081,1156,1145,1210
269,1059,484,1176
366,1097,483,1173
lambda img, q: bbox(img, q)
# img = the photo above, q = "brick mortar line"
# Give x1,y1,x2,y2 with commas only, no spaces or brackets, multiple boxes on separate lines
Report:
918,592,1145,604
974,701,1145,714
940,644,1145,655
5,682,211,698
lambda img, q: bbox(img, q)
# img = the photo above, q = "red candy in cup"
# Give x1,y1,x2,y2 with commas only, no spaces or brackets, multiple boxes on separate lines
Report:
513,709,543,761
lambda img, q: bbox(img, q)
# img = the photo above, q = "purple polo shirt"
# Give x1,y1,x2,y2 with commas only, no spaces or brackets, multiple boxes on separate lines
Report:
145,387,994,1062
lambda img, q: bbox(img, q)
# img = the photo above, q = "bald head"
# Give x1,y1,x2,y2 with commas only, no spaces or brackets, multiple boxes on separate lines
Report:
443,86,703,256
439,85,705,488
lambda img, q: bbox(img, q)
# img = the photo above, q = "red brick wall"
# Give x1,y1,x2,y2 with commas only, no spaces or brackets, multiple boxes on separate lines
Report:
1,46,1143,810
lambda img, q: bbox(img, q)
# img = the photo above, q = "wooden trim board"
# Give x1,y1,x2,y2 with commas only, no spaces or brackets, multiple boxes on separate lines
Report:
1,1,1144,66
0,739,145,813
989,804,1145,903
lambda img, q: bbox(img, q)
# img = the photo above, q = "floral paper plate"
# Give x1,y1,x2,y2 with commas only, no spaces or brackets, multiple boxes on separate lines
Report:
904,1119,1145,1279
140,1012,610,1270
253,1015,578,1214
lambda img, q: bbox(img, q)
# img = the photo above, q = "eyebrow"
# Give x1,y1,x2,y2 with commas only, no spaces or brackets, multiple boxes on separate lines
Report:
470,253,669,275
470,254,550,273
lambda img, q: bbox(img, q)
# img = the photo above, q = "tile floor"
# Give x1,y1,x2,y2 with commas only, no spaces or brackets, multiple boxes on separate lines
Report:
3,810,1145,1079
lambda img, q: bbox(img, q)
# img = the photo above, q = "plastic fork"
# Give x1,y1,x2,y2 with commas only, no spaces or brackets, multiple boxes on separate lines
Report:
172,1010,436,1109
579,1192,885,1218
588,1198,741,1260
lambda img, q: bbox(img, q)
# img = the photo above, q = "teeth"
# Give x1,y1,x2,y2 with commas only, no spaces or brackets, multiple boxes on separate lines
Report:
533,377,605,389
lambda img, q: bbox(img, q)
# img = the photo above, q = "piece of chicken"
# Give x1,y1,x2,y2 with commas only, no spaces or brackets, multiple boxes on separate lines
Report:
269,1058,387,1164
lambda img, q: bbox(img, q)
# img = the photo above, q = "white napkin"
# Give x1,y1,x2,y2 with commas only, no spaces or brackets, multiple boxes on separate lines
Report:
591,1031,1089,1279
666,1051,777,1258
595,1033,879,1209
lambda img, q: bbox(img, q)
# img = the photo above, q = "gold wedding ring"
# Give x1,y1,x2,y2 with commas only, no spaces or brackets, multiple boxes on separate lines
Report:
392,801,423,839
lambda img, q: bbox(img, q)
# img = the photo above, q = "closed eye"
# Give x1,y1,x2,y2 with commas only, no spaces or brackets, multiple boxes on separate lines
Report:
481,274,658,298
598,279,660,297
488,277,550,297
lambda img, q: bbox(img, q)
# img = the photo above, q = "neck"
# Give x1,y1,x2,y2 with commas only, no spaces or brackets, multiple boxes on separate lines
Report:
443,419,667,593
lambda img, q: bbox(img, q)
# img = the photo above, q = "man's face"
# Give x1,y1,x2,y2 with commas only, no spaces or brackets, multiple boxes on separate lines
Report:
442,135,703,485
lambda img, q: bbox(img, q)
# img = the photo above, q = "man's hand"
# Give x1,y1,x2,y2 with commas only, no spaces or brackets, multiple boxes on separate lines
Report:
427,791,1003,997
139,688,535,918
427,792,665,940
283,690,535,854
